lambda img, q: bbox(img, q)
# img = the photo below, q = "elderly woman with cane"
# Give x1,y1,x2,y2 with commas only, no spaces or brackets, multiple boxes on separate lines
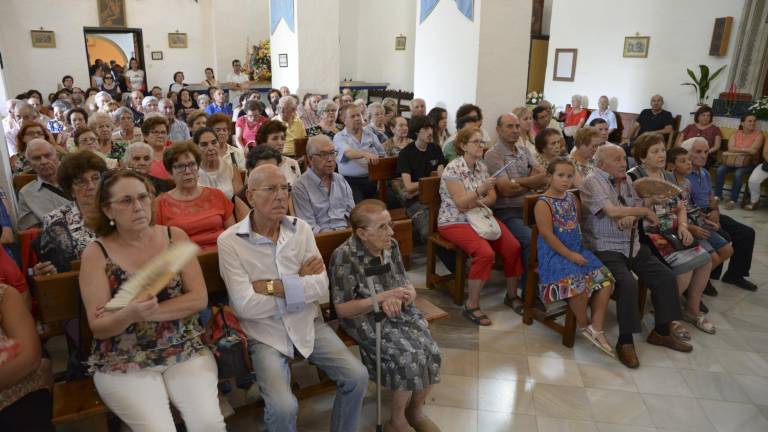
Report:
330,199,441,432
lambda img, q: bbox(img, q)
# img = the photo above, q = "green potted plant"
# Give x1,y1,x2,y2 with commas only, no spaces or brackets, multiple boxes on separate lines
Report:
681,64,726,106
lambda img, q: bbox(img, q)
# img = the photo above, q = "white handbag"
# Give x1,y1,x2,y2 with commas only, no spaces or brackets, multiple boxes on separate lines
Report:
466,203,501,240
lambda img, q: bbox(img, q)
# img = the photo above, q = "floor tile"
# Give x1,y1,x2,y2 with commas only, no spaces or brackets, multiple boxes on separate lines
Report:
699,399,768,432
478,352,530,381
477,411,538,432
477,377,536,415
595,424,656,432
422,405,478,432
631,366,693,397
533,383,592,421
585,388,653,426
642,393,715,432
425,373,478,410
679,369,751,402
633,342,675,368
439,347,479,378
529,356,584,387
739,331,768,353
665,345,725,372
732,374,768,405
578,363,637,392
537,416,598,432
694,329,753,352
712,349,768,377
525,331,578,359
479,327,527,354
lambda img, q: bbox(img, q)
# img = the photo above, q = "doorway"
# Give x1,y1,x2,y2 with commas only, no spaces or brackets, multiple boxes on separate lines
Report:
83,27,145,97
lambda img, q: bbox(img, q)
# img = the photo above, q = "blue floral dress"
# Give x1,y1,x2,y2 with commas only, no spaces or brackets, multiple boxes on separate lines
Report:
537,192,614,303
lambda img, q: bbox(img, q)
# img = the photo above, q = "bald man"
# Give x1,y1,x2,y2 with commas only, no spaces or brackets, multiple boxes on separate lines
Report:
625,94,673,143
580,144,690,368
292,135,355,233
217,165,367,431
17,139,71,229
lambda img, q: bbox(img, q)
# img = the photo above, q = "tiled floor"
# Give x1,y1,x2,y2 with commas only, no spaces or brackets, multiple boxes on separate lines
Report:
61,208,768,431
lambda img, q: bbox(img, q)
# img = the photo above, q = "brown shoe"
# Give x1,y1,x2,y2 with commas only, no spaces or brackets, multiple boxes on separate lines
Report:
647,330,693,352
615,343,640,369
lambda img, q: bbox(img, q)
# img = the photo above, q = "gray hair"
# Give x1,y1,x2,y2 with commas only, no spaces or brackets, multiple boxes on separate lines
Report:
142,96,158,108
51,100,71,111
14,100,33,115
123,142,154,165
87,111,113,128
111,106,134,122
366,102,384,119
382,97,397,109
306,134,333,156
157,98,173,109
316,99,337,116
278,95,296,109
594,143,624,164
680,137,707,152
95,91,112,106
572,94,583,104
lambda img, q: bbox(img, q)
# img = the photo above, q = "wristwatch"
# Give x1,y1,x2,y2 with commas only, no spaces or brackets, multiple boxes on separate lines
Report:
266,279,275,296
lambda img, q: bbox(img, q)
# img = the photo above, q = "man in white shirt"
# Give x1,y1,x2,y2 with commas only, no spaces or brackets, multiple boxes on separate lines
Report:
218,165,368,432
226,59,250,106
585,95,617,134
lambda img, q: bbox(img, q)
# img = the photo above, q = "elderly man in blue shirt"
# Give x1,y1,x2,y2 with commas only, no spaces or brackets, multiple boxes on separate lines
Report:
682,138,757,292
333,104,385,203
293,135,355,233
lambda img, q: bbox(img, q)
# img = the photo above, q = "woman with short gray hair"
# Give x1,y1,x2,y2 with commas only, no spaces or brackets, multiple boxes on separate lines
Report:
306,99,340,139
123,141,171,194
141,96,159,113
365,102,388,143
111,106,143,145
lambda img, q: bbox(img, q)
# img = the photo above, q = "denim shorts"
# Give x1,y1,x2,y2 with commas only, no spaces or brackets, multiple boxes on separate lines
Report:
698,230,729,252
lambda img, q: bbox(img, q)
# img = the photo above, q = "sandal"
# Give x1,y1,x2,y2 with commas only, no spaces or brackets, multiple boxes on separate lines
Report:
504,294,525,316
682,311,716,334
462,304,492,326
580,325,615,357
670,321,691,341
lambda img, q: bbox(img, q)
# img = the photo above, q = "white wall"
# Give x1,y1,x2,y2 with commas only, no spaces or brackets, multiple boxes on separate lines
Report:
413,0,481,131
270,19,299,93
211,0,271,81
544,0,744,125
339,0,416,91
297,0,340,97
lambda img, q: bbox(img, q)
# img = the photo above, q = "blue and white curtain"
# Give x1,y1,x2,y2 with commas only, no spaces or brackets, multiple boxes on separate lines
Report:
420,0,474,23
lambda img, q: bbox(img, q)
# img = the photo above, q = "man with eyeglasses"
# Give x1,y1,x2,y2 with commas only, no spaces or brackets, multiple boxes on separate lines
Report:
334,104,385,203
292,135,355,233
218,164,368,432
17,139,71,230
226,59,250,107
5,101,39,157
158,98,191,143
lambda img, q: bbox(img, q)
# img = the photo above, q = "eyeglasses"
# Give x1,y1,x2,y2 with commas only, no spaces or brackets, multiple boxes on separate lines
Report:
111,192,152,209
311,150,338,159
172,162,199,172
213,127,229,134
24,130,45,138
73,173,102,188
364,221,394,233
467,138,484,145
249,185,292,196
149,129,167,136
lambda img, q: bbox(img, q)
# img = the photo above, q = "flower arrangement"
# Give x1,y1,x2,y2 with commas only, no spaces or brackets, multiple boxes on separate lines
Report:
526,91,543,105
248,39,272,82
748,96,768,120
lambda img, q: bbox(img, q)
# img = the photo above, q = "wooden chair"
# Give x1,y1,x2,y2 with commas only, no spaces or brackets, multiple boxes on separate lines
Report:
667,114,682,149
34,271,109,430
13,173,37,193
419,176,467,305
608,111,624,144
368,156,407,220
294,137,309,170
313,219,413,268
366,89,414,115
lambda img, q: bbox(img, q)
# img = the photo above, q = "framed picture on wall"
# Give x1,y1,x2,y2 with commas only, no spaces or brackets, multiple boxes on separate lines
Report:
395,35,406,51
168,33,188,48
151,51,163,60
30,30,56,48
97,0,127,27
552,48,577,82
623,36,650,58
279,54,288,68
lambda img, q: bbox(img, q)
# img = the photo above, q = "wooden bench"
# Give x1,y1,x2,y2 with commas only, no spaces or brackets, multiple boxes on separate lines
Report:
521,193,648,347
368,156,409,221
367,89,414,115
294,137,308,170
13,173,37,194
419,176,467,305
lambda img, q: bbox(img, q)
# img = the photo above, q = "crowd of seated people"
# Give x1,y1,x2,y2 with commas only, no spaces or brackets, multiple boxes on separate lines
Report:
2,70,766,431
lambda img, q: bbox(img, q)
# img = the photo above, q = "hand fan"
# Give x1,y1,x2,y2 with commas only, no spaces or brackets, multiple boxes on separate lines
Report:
104,241,200,311
633,177,682,200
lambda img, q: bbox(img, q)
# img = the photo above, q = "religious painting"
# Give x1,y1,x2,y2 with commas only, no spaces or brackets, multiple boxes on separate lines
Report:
552,48,577,82
623,36,650,58
30,30,56,48
168,33,188,49
395,36,407,51
97,0,126,27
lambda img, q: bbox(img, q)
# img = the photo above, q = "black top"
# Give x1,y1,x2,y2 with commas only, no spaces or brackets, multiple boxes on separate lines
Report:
636,109,673,135
396,142,446,206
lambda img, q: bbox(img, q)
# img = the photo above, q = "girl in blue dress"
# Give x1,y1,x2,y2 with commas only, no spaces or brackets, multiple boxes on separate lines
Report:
534,158,615,356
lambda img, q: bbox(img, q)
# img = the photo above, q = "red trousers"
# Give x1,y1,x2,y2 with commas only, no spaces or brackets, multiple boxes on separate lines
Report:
438,221,523,281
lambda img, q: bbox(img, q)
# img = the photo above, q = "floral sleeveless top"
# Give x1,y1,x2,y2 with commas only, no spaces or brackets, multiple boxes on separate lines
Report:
0,285,49,410
87,240,207,374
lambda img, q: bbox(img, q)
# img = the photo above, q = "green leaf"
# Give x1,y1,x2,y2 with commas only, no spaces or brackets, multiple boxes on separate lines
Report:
709,65,726,83
687,69,699,86
699,64,710,83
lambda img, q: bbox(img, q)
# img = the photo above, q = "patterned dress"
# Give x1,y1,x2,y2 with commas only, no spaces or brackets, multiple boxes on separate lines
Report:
39,202,96,272
537,192,614,303
86,240,208,374
330,236,441,391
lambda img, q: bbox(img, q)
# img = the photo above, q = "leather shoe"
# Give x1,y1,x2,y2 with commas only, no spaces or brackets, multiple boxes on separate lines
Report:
721,275,758,291
703,281,718,296
647,330,693,352
615,343,639,369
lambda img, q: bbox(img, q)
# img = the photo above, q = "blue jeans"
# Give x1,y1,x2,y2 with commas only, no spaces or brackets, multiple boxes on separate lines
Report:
493,206,531,296
249,321,368,432
715,165,753,202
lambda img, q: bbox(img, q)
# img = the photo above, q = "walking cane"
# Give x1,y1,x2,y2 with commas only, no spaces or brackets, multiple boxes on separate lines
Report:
350,257,390,432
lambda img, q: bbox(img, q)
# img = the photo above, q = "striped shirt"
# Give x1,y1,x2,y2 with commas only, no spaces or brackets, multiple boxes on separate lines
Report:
579,167,642,257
